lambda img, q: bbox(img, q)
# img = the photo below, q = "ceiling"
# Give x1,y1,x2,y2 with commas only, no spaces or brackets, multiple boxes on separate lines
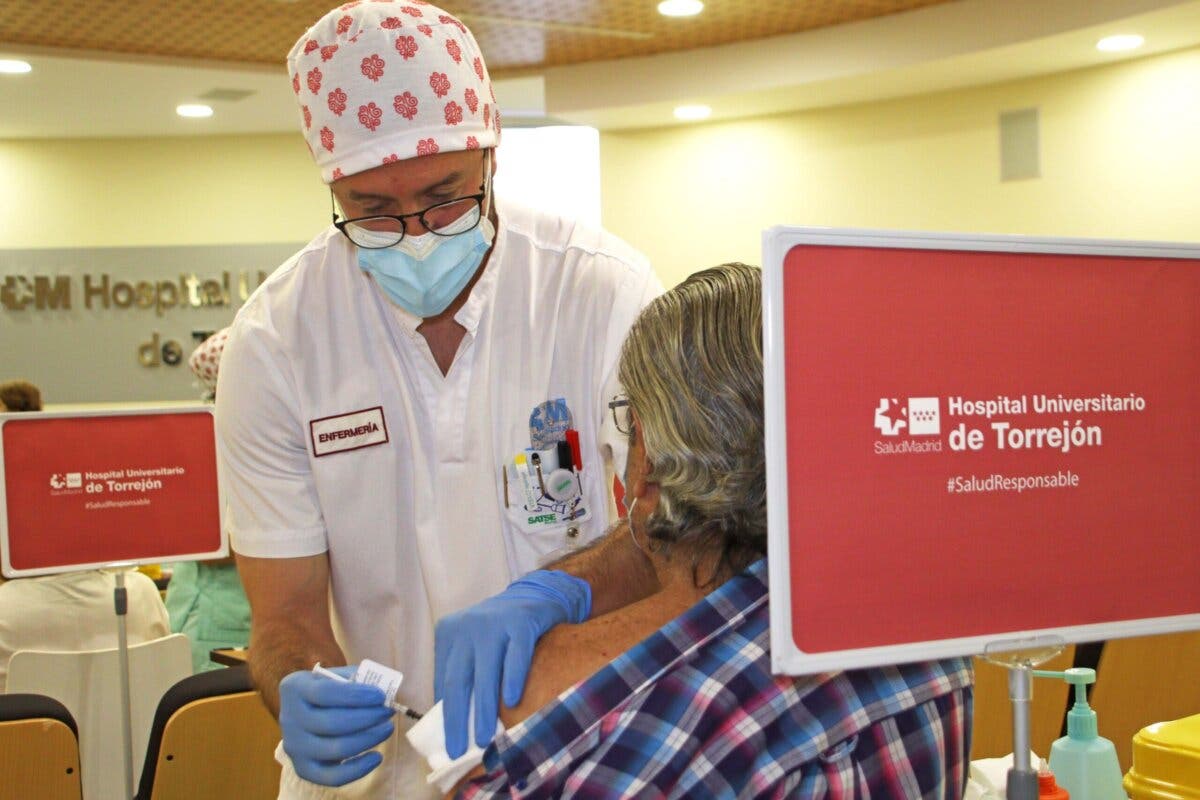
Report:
0,0,956,73
1,0,1198,138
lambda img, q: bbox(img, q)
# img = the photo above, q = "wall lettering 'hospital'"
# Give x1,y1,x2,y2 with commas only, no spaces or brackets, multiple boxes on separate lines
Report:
318,422,381,443
1,271,268,315
84,271,269,315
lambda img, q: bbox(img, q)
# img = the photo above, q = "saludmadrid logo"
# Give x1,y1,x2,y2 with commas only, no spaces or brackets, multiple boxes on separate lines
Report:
874,397,944,454
49,472,83,490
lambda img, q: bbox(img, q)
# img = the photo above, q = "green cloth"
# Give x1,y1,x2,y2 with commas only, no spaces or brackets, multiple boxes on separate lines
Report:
165,561,251,673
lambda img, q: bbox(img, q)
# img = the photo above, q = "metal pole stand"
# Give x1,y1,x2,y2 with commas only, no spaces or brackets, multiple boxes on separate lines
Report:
112,568,135,800
1006,665,1038,800
982,636,1066,800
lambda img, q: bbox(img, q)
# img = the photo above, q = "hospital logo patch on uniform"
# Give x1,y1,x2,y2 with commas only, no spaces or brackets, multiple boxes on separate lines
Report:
529,398,572,450
310,407,389,457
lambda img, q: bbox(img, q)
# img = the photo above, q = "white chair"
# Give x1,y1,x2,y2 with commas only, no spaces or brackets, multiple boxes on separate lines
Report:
8,633,192,800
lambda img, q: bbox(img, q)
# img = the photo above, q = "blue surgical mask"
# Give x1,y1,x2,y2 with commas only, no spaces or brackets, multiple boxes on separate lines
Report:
358,213,495,318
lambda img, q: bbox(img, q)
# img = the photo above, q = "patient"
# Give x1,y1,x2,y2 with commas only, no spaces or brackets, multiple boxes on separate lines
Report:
453,263,973,798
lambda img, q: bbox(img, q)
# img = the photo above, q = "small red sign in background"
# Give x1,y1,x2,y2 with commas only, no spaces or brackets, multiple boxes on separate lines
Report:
1,409,221,574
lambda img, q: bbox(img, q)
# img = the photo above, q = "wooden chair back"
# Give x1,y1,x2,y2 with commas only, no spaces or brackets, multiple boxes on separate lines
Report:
1090,631,1200,773
138,665,281,800
0,693,83,800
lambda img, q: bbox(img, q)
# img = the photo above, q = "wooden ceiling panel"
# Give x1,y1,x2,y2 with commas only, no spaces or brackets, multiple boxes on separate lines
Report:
0,1,959,75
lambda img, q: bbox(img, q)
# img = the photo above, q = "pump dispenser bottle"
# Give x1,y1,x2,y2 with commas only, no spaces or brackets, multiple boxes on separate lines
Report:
1032,667,1127,800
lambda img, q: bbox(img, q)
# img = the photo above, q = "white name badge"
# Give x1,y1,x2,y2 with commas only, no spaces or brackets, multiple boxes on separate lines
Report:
309,406,389,457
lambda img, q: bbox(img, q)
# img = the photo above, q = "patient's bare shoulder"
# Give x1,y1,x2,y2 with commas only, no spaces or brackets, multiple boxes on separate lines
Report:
499,588,700,728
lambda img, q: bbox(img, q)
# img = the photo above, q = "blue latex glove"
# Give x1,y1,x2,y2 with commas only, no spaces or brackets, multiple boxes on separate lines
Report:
278,665,396,786
434,569,591,758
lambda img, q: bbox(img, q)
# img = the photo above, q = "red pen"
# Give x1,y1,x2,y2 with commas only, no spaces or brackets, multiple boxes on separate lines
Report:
565,429,583,471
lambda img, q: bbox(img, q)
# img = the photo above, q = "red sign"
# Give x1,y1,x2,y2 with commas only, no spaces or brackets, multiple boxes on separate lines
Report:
0,407,223,576
764,229,1200,674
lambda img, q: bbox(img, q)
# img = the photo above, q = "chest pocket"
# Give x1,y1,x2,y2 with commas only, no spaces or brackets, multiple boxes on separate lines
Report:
500,399,604,565
503,447,592,524
500,450,596,565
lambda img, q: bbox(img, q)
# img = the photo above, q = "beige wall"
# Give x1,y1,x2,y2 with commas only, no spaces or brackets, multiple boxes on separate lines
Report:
0,135,323,402
1,44,1197,282
0,133,326,249
601,46,1200,287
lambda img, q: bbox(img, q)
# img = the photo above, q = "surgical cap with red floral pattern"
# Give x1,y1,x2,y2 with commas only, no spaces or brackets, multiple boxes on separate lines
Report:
287,1,500,184
189,327,229,394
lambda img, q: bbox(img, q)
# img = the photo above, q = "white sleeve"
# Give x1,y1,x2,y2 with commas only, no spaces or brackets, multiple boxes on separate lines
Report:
216,317,328,559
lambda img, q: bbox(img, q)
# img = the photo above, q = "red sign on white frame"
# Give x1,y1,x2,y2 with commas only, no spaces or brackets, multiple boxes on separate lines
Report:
0,406,224,577
763,227,1200,675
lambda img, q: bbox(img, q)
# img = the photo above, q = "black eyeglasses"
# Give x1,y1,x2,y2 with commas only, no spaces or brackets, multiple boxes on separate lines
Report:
608,395,633,436
332,191,486,249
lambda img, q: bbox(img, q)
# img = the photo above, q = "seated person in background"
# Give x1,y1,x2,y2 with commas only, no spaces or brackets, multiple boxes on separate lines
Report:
165,328,252,672
0,379,42,412
0,567,170,691
451,263,973,798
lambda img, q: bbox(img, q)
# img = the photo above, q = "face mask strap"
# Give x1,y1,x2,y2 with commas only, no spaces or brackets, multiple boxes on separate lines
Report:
627,499,643,553
626,499,663,556
482,148,493,220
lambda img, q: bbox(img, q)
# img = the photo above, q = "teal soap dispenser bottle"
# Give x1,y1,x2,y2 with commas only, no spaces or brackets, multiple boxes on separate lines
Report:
1032,667,1127,800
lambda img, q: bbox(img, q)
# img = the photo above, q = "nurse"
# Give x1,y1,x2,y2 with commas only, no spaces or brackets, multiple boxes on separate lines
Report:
215,3,660,798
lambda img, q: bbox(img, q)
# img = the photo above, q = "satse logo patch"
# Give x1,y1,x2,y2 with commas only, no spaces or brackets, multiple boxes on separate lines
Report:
310,407,389,457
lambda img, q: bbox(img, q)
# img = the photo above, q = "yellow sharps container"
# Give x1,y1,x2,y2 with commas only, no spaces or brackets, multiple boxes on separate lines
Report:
1125,714,1200,800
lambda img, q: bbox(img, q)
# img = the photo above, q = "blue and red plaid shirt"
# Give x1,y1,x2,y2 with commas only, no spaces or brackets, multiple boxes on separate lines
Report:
458,558,973,799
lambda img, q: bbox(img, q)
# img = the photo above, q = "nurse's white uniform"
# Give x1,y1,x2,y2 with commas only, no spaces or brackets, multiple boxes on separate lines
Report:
217,198,661,799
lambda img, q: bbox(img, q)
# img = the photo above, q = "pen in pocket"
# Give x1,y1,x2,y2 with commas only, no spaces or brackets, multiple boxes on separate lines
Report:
530,451,547,495
514,454,538,510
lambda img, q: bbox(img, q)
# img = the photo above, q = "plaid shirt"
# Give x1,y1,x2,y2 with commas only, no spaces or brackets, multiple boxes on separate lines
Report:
458,559,972,799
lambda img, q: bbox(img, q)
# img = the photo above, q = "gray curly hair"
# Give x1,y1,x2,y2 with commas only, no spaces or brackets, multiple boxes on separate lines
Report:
617,262,765,584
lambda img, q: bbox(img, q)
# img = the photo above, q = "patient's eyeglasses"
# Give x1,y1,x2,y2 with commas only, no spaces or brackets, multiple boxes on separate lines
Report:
608,395,632,436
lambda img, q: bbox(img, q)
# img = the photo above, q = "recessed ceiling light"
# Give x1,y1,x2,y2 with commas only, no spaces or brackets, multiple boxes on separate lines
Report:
0,59,32,74
658,0,703,18
176,104,214,118
673,104,711,122
1096,34,1144,52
